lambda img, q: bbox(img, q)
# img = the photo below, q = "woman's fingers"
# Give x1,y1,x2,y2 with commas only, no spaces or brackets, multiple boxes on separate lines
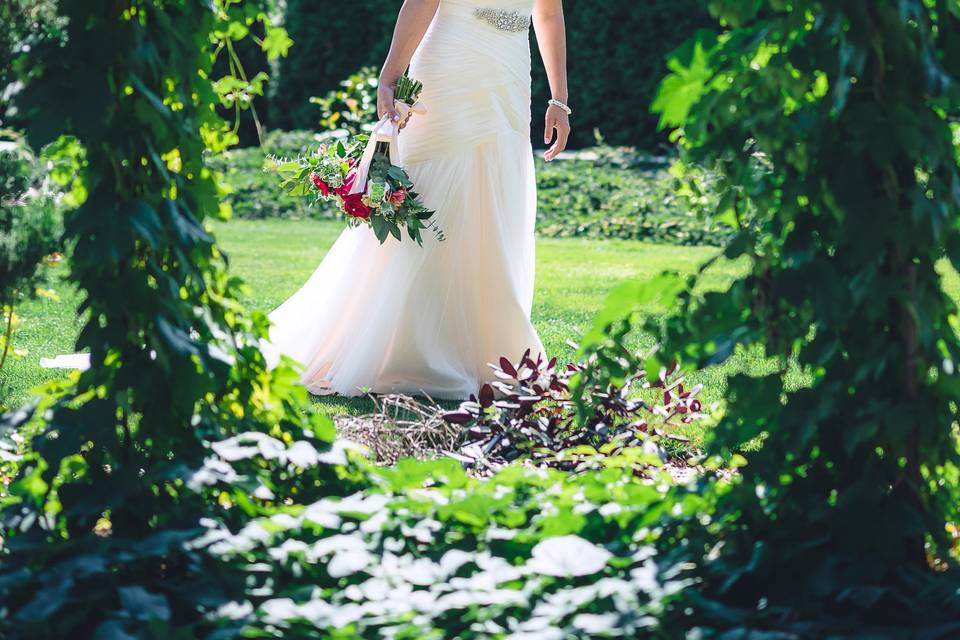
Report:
545,141,561,162
544,118,570,162
377,85,401,123
544,107,570,161
381,104,401,122
556,125,569,153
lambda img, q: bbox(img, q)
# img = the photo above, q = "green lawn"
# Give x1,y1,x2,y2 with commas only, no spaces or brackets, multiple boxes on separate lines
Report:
9,219,958,443
213,220,745,424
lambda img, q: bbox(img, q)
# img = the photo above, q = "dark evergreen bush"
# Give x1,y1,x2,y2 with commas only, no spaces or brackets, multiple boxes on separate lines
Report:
271,0,711,149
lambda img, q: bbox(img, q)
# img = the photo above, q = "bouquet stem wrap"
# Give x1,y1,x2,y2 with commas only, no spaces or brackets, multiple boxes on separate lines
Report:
348,99,425,196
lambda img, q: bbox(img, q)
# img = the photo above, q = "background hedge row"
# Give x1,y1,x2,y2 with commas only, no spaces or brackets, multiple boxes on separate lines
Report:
267,0,711,150
212,130,730,246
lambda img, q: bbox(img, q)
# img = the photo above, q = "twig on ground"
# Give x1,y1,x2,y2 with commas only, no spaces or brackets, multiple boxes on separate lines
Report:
334,394,463,466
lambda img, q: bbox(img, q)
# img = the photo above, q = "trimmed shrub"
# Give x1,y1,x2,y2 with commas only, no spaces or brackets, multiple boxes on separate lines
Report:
216,133,729,246
271,0,711,149
534,152,728,246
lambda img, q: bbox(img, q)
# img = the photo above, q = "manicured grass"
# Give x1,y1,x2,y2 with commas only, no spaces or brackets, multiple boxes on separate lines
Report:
208,219,751,427
2,220,729,408
1,269,83,410
8,219,960,445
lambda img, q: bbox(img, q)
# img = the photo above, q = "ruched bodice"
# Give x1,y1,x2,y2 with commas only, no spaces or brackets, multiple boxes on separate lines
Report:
400,0,535,164
268,0,544,399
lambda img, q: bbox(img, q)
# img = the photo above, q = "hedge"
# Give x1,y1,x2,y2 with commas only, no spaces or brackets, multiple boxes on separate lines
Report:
215,130,729,246
271,0,711,149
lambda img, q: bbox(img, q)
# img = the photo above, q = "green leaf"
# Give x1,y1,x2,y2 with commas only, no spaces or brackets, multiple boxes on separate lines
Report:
651,31,717,129
371,216,390,244
261,25,293,60
387,221,402,241
580,272,685,351
118,586,171,622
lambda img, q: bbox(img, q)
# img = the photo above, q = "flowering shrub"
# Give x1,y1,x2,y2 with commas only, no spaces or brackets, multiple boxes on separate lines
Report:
310,65,380,137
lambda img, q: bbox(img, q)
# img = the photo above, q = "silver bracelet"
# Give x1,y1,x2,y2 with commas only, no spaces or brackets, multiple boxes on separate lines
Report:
548,98,572,116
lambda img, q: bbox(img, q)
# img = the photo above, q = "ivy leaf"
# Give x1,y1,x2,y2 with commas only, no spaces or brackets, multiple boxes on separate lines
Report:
261,26,293,60
224,20,249,41
371,216,390,243
652,31,717,129
527,535,612,577
387,221,402,242
709,0,762,27
118,586,171,622
579,273,685,352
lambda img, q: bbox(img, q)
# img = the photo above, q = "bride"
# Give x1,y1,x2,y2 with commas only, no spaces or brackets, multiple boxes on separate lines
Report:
267,0,571,399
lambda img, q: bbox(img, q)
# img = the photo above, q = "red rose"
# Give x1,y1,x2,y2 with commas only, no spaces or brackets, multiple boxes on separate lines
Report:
310,173,331,197
340,192,372,219
388,187,407,207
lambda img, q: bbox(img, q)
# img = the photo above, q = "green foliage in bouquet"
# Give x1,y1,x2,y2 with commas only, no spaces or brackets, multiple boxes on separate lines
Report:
578,0,960,635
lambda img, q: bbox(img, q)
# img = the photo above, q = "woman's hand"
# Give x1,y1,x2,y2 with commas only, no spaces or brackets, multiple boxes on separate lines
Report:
377,80,401,123
543,104,570,162
377,79,413,130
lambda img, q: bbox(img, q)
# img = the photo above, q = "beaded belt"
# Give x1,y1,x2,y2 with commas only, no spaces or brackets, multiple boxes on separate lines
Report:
473,8,531,32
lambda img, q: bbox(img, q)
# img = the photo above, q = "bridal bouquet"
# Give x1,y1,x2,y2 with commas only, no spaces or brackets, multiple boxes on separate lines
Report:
273,75,442,245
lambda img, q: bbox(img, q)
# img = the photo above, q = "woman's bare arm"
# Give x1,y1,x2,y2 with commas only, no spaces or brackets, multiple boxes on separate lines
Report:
533,0,570,161
378,0,441,124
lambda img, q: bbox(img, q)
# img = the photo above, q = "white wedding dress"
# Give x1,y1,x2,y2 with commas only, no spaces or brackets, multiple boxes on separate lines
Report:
266,0,544,399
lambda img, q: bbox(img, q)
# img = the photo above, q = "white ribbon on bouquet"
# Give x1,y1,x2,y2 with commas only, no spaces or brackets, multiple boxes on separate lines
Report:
348,99,426,196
